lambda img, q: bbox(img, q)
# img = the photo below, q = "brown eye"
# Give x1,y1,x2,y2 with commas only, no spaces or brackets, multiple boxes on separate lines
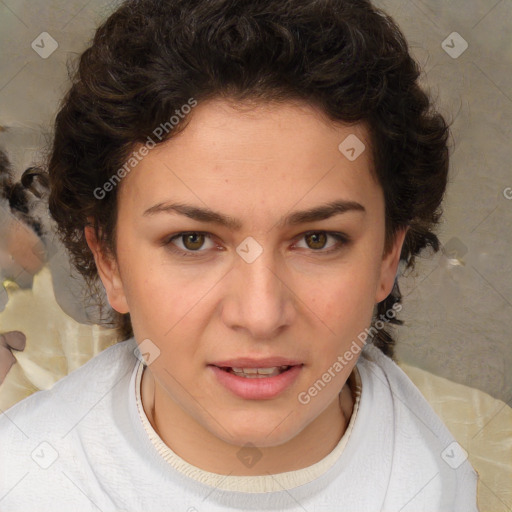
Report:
294,231,349,254
164,232,216,256
181,233,206,250
304,232,328,250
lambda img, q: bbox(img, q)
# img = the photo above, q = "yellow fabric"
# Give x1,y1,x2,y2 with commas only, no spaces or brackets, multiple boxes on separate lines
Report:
396,360,512,512
0,265,510,511
0,266,118,411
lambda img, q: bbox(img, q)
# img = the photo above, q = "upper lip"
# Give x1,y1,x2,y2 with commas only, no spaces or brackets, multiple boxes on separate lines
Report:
210,357,303,368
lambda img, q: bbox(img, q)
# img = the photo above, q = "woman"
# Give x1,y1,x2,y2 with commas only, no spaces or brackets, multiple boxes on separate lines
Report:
0,0,479,510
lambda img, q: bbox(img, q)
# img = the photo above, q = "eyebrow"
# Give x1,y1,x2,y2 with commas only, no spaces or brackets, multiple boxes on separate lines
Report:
142,199,366,230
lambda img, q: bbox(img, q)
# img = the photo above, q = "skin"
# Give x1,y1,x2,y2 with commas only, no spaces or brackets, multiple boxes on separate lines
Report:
0,215,45,276
85,98,406,476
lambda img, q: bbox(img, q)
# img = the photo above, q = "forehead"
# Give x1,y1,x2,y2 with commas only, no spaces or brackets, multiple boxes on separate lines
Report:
164,97,371,158
117,98,380,219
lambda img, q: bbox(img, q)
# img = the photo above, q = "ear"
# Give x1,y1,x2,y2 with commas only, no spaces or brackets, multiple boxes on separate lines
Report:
84,224,129,314
375,226,408,303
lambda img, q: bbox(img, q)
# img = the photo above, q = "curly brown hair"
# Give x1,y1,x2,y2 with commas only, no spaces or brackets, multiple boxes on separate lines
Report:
34,0,450,357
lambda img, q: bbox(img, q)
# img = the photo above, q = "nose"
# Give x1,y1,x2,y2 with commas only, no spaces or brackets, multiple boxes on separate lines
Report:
221,246,296,340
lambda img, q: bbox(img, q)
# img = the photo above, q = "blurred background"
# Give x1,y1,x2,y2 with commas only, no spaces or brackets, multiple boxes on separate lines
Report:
0,0,511,508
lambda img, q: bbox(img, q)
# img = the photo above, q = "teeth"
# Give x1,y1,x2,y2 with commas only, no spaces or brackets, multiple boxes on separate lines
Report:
232,367,258,374
229,366,290,378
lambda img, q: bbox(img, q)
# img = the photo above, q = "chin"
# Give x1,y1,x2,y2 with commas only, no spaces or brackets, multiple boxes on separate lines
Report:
210,413,304,448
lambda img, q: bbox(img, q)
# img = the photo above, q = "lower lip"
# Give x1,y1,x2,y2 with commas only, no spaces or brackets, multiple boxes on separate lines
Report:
209,365,303,399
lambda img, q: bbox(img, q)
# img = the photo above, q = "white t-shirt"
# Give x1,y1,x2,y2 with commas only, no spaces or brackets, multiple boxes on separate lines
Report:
0,337,479,511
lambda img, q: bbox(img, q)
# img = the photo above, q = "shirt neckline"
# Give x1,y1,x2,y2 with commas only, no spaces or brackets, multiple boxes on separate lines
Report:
132,357,363,492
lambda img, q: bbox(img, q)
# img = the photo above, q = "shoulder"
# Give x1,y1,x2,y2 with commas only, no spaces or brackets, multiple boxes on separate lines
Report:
357,342,469,450
0,337,137,441
0,338,139,509
356,343,479,510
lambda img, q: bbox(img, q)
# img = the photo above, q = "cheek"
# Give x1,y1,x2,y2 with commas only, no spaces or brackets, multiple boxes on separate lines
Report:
120,252,219,337
303,256,381,354
317,253,380,313
312,278,375,339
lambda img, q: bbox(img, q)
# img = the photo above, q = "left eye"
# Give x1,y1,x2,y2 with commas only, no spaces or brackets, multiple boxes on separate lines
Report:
294,231,347,252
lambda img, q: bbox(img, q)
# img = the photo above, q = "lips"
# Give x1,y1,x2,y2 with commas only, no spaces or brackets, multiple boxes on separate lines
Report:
210,357,303,368
208,361,303,399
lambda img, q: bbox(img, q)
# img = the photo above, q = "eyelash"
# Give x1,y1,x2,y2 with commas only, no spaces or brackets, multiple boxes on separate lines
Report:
162,231,350,258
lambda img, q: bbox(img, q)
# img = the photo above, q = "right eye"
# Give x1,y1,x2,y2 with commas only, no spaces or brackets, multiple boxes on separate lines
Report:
163,232,217,257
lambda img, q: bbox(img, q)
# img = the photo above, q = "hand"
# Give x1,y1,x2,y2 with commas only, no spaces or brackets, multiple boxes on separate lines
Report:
0,331,26,385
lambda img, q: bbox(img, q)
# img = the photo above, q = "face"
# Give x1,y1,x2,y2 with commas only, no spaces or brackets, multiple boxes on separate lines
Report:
87,98,405,449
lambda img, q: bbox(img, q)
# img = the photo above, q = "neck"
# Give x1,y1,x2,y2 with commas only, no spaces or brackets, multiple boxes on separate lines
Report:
140,365,354,476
